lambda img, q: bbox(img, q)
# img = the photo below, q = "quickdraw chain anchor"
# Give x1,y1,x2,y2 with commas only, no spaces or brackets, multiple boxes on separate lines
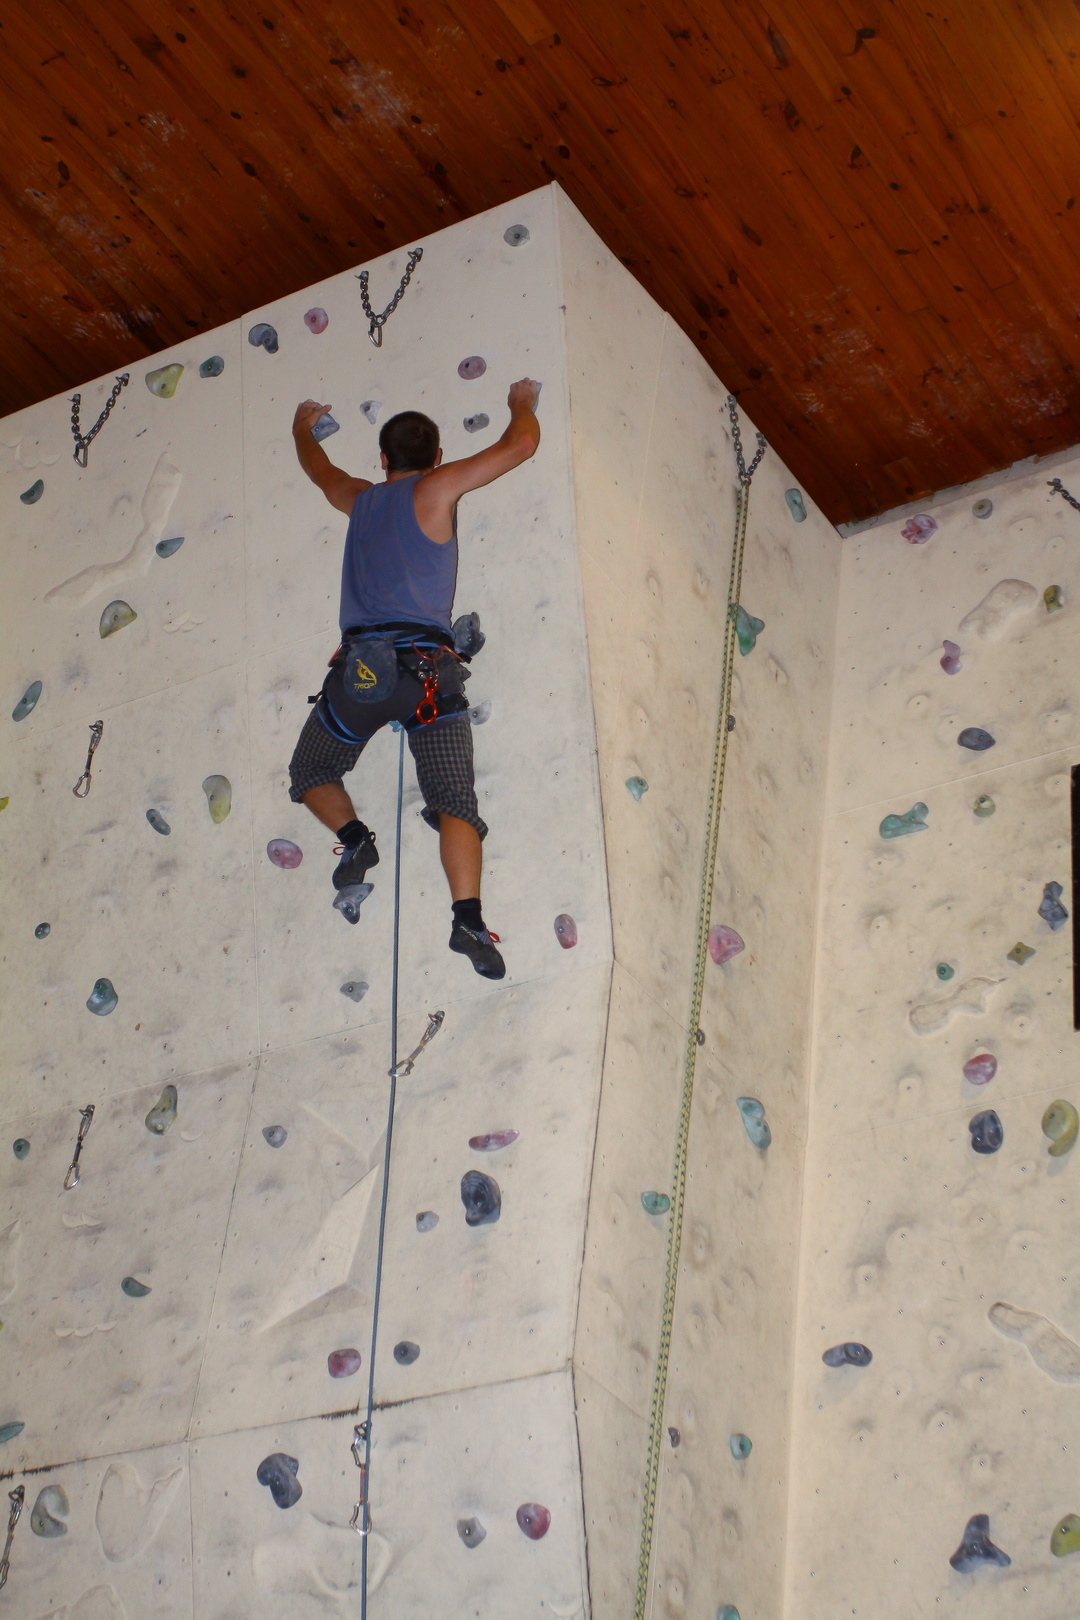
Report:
71,375,129,467
63,1103,95,1191
0,1486,24,1590
1048,477,1080,514
357,248,423,347
73,720,104,798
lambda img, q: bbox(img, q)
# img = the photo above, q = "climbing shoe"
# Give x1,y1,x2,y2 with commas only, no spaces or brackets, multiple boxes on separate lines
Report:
332,824,379,890
449,921,506,980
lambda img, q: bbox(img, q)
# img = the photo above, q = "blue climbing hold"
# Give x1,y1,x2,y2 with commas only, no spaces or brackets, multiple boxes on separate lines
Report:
248,323,278,353
12,1139,29,1160
958,727,995,751
936,962,955,981
736,1096,771,1149
464,414,490,433
823,1342,872,1367
949,1513,1010,1572
86,978,117,1016
146,809,171,835
452,611,486,656
155,535,184,558
729,1434,752,1459
262,1125,287,1148
641,1190,670,1215
394,1341,420,1364
785,488,806,522
311,412,339,442
0,1423,25,1444
20,479,43,505
1039,881,1069,931
121,1276,151,1297
12,681,41,722
626,776,649,800
256,1452,302,1509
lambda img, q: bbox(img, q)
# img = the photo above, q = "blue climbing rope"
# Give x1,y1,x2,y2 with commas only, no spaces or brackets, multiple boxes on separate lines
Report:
358,726,405,1615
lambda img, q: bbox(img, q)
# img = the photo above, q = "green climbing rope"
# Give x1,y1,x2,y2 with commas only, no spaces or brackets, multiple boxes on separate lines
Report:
633,400,764,1619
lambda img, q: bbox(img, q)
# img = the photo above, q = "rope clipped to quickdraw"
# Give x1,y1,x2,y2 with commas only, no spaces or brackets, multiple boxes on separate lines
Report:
72,720,103,798
71,375,129,467
357,248,423,347
63,1104,95,1191
0,1486,24,1590
1048,477,1080,514
353,727,444,1612
633,396,765,1620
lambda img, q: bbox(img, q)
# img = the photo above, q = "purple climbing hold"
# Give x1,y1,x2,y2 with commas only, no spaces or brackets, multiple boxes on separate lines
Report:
256,1452,302,1509
709,925,745,966
969,1109,1003,1154
963,1053,997,1086
940,640,962,675
516,1503,551,1540
461,1170,501,1226
554,914,577,949
458,355,487,380
823,1342,872,1367
267,838,303,869
248,322,278,353
304,307,328,334
958,727,995,751
469,1130,519,1152
416,1211,439,1232
949,1513,1011,1572
327,1348,361,1378
1039,881,1069,931
901,513,937,544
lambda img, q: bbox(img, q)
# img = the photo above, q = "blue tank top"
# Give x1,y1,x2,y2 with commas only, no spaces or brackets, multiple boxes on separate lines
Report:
339,476,458,633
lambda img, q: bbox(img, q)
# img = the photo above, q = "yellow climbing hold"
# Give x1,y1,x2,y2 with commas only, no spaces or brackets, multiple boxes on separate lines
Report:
1051,1512,1080,1556
1042,1100,1079,1157
145,363,184,399
0,797,8,812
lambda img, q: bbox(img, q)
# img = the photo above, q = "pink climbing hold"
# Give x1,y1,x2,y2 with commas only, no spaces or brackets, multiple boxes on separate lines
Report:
940,639,962,675
469,1130,519,1152
901,513,937,544
708,924,745,965
963,1053,998,1086
516,1502,551,1540
327,1348,361,1378
267,839,303,869
458,355,487,380
554,914,577,949
304,307,328,334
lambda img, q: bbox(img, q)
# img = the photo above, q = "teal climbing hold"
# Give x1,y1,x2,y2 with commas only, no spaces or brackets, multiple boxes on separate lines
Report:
734,604,764,655
879,802,928,839
625,776,648,800
785,488,807,522
717,1608,741,1620
641,1191,670,1215
20,479,43,505
729,1434,752,1459
121,1277,151,1297
86,978,117,1015
34,922,50,939
12,681,41,722
936,962,955,981
199,355,225,378
0,1423,25,1444
737,1096,771,1148
155,535,184,558
12,1139,29,1160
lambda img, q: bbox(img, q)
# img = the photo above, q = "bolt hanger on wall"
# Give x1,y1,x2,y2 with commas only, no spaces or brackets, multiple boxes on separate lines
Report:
356,248,423,346
70,375,129,467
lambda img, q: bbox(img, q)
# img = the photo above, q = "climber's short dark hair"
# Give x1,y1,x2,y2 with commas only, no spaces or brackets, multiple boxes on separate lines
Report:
379,411,440,473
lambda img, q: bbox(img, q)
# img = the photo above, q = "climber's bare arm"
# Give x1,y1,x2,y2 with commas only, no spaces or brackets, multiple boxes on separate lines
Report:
293,400,372,516
414,379,540,540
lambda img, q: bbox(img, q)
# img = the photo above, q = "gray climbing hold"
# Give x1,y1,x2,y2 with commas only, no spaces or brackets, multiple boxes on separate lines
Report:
145,1084,177,1135
248,323,278,353
311,412,339,442
416,1211,439,1232
199,355,225,378
121,1276,151,1297
949,1513,1010,1572
86,978,117,1016
504,223,530,246
641,1190,670,1215
823,1342,872,1367
626,776,648,800
360,400,381,424
1039,881,1069,931
34,922,50,939
969,1109,1003,1154
452,611,486,656
458,355,487,380
257,1452,302,1509
457,1516,486,1547
468,698,491,725
727,714,736,731
262,1125,287,1148
461,1170,501,1226
0,1423,25,1444
958,727,995,751
737,1096,771,1149
668,1427,680,1447
145,363,183,398
463,413,490,433
972,497,993,519
146,809,171,835
100,600,137,638
12,681,42,722
340,980,369,1002
202,775,232,824
334,883,373,924
394,1340,420,1365
729,1434,752,1459
785,488,806,522
12,1139,29,1160
20,479,44,505
155,535,184,558
30,1484,68,1538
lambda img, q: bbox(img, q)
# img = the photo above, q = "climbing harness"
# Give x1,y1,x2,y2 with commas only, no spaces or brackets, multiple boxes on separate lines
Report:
353,729,445,1614
70,375,129,467
0,1486,24,1591
1049,477,1080,514
72,719,104,798
63,1103,95,1191
632,397,765,1620
356,248,423,347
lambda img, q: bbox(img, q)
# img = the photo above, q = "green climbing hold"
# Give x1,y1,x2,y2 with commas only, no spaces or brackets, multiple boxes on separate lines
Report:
737,1096,771,1149
121,1276,151,1298
100,600,137,638
734,604,764,655
729,1434,752,1459
641,1191,670,1215
1042,1100,1079,1157
145,1084,177,1135
20,479,43,505
199,355,225,378
145,363,184,398
12,1139,29,1160
879,802,928,839
625,776,648,800
936,962,955,981
34,922,50,939
1007,941,1036,965
973,795,996,817
0,798,7,812
1051,1512,1080,1556
202,775,231,823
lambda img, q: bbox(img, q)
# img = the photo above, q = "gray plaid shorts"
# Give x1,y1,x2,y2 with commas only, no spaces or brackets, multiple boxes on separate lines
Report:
288,707,487,839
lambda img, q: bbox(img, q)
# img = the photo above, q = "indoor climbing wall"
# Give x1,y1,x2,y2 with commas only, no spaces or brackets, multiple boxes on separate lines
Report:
787,463,1080,1614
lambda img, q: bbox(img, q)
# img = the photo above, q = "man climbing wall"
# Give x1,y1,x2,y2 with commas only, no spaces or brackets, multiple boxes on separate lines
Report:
288,380,540,978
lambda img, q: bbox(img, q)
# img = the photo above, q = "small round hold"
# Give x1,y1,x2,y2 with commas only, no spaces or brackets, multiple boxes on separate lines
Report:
668,1426,681,1447
963,1053,997,1086
463,413,490,433
972,497,993,518
969,1108,1003,1154
457,1516,486,1547
641,1190,670,1215
155,535,185,558
504,223,530,246
304,306,329,333
416,1210,439,1232
248,322,279,353
973,794,996,817
393,1340,420,1365
822,1342,872,1367
121,1276,152,1298
717,1608,742,1620
12,1139,29,1160
458,355,487,380
267,838,303,869
328,1347,361,1378
625,776,648,800
727,714,736,731
516,1502,550,1540
696,1028,705,1046
262,1125,288,1148
146,808,171,835
554,913,577,949
199,355,225,378
935,962,954,981
20,479,44,505
34,922,50,939
729,1433,752,1459
86,977,118,1016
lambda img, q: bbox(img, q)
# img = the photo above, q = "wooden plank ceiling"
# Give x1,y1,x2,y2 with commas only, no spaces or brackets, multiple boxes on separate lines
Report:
2,0,1080,523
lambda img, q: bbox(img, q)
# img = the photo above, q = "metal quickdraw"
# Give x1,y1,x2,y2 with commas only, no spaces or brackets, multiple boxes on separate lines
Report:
0,1485,24,1590
356,248,423,347
71,375,129,467
73,719,104,798
392,1010,444,1079
63,1103,95,1191
350,1422,370,1535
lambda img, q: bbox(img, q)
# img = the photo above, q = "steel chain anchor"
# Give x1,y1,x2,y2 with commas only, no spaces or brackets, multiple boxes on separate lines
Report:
356,248,423,346
392,1010,444,1079
0,1485,25,1590
71,375,129,467
72,720,104,798
1048,477,1080,514
727,393,767,487
63,1103,95,1191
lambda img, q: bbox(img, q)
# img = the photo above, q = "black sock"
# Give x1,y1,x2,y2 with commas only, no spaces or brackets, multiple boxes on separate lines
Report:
452,897,484,931
336,819,368,848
